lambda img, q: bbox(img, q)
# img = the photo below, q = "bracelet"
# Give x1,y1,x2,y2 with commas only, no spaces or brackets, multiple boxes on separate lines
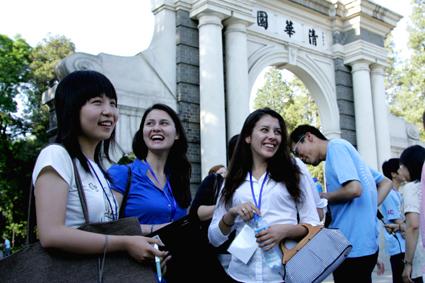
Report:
221,216,234,227
403,259,412,265
150,224,154,234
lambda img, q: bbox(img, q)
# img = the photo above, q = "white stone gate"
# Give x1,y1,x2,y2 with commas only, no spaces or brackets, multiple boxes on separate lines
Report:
53,0,423,188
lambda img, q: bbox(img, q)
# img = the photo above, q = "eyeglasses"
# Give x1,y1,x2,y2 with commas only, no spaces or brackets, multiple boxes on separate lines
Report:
291,134,306,157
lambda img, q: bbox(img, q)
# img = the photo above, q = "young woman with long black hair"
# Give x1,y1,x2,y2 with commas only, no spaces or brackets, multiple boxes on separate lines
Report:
208,108,319,283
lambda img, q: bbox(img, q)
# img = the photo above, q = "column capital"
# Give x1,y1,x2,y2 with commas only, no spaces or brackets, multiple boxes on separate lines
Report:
370,64,385,75
197,13,224,29
224,18,249,34
350,60,370,73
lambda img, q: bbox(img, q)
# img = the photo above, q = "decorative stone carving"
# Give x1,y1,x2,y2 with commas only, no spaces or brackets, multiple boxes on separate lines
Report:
55,53,103,80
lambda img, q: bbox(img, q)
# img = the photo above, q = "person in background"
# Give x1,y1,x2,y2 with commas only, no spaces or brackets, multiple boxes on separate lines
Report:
397,145,425,283
189,134,239,271
209,108,320,283
3,238,10,257
381,158,406,283
32,71,164,265
289,124,392,283
208,164,227,177
294,160,328,222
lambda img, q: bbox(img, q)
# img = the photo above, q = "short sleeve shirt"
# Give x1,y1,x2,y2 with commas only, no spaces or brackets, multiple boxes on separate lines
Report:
402,181,425,279
108,159,186,224
325,139,384,257
32,144,117,227
380,189,405,256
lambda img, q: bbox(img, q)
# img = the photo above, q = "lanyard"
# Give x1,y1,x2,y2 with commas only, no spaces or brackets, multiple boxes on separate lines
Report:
87,161,118,221
144,160,177,220
249,171,268,211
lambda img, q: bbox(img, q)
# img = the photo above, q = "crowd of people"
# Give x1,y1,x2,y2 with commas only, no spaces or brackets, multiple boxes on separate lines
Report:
4,69,424,282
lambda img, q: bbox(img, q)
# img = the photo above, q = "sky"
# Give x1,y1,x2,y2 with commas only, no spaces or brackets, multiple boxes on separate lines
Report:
0,0,412,57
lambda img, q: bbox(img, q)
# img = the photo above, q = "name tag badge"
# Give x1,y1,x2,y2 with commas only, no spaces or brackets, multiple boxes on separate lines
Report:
227,223,257,264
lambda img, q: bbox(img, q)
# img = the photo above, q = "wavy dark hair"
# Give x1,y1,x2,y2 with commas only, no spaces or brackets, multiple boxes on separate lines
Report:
132,103,191,208
222,108,302,208
54,70,117,174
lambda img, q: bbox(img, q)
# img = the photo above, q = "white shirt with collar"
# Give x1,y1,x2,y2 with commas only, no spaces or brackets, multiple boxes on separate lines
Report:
208,163,320,283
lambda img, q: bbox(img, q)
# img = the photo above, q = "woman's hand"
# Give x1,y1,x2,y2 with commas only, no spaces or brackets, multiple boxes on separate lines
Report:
255,224,288,251
125,236,168,262
229,202,259,221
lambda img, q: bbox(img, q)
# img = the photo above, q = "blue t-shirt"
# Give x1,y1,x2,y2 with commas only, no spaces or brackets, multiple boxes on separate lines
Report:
108,159,187,224
380,189,405,256
325,139,384,257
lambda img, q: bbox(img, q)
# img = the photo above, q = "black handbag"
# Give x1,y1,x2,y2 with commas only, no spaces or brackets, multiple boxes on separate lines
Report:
0,158,156,283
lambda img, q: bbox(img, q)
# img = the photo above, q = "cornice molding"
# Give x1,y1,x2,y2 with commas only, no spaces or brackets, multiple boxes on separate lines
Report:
340,0,402,37
190,0,255,23
343,40,388,66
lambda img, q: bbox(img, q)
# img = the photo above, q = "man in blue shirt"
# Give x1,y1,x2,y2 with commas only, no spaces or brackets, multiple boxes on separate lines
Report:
289,125,392,283
381,158,405,283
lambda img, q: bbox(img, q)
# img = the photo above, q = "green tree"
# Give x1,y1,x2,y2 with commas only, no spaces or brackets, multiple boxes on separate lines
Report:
253,67,324,183
27,35,75,141
0,34,32,243
0,34,74,247
386,0,425,139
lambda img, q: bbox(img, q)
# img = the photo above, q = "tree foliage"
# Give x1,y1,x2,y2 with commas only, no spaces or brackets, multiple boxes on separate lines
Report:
253,67,324,183
0,34,74,247
385,0,425,139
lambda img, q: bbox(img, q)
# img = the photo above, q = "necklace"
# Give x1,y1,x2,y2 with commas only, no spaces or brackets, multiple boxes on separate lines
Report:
87,161,118,220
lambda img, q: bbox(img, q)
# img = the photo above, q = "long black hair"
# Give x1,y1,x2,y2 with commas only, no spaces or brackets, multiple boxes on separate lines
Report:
132,103,191,208
223,108,302,208
54,70,117,174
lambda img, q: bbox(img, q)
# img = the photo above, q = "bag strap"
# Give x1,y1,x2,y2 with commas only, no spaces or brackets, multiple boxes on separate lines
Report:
280,224,323,264
72,159,90,224
26,148,90,243
119,165,132,218
212,173,223,203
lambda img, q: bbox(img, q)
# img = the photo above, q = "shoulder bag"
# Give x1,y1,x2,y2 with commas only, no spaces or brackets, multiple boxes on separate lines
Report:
280,224,352,283
0,158,156,283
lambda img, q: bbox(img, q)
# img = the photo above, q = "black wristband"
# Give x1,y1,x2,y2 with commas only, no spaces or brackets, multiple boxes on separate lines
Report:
221,216,234,227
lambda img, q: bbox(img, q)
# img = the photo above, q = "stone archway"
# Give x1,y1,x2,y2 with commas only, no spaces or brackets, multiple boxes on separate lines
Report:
247,44,341,139
54,0,403,181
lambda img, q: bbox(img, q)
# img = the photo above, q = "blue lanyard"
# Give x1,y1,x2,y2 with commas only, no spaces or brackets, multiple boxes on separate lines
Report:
87,161,118,221
144,160,177,220
249,171,268,211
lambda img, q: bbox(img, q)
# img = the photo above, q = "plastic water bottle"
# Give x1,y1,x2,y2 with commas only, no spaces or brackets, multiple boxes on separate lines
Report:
251,214,282,273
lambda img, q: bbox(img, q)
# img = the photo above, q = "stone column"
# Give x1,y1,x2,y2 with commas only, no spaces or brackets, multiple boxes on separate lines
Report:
351,60,378,169
371,64,392,168
224,18,250,138
197,13,227,178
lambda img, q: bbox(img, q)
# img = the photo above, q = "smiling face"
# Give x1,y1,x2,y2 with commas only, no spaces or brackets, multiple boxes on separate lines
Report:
245,114,282,164
142,109,179,154
79,95,118,145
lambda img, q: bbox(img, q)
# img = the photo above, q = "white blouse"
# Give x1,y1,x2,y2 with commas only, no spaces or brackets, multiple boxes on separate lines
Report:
208,163,320,283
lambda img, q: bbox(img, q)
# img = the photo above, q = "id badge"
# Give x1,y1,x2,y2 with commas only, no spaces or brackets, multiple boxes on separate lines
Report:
227,223,257,264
